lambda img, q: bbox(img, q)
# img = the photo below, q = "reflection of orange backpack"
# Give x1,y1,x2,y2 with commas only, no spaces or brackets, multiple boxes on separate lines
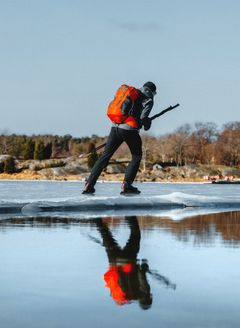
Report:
107,84,140,128
104,264,134,305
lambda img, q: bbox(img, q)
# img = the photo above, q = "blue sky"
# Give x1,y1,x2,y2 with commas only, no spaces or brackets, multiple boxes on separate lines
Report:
0,0,239,137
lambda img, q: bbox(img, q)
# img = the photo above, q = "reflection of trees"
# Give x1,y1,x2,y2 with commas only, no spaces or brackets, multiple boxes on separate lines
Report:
138,212,240,246
1,212,240,245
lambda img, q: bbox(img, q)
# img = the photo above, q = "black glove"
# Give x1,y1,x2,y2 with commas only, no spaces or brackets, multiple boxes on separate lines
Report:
141,117,152,131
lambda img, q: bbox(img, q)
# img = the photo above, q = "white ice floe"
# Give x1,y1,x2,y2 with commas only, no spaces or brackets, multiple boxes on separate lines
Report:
0,181,239,220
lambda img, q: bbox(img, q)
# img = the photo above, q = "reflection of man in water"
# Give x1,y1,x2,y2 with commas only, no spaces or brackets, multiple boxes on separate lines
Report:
95,216,176,310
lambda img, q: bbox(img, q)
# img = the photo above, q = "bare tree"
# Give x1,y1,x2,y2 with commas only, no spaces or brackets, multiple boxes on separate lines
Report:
216,121,240,166
191,122,218,164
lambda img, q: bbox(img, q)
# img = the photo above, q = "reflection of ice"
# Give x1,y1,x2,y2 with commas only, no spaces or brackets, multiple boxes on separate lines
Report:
1,206,240,222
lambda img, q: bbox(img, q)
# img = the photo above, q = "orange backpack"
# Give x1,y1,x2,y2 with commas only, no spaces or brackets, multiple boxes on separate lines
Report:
107,84,140,128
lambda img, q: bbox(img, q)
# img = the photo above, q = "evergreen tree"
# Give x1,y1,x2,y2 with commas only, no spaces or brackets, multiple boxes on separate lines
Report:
34,141,45,160
44,142,52,159
7,135,26,158
4,157,16,173
87,142,98,169
23,139,35,159
0,161,4,173
87,152,98,169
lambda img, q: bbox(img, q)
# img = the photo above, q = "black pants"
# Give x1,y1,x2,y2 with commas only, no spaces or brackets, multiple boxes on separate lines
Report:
87,127,142,186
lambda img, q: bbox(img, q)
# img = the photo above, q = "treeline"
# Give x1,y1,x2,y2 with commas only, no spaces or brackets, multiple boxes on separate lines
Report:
0,134,104,160
141,121,240,166
0,121,239,166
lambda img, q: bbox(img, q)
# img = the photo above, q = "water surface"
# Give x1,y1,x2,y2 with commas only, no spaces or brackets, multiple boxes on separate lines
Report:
1,212,240,328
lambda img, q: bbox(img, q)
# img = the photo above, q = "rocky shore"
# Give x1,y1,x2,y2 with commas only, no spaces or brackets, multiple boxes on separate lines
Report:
0,157,239,182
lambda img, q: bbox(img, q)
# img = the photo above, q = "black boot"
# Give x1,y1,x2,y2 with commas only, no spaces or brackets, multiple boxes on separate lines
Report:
82,182,95,195
120,182,141,195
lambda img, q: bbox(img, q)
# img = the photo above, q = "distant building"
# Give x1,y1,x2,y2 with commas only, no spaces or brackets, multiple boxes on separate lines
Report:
152,161,177,170
152,163,162,170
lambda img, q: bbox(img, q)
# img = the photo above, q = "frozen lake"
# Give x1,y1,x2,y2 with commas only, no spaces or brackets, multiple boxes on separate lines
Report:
0,180,240,219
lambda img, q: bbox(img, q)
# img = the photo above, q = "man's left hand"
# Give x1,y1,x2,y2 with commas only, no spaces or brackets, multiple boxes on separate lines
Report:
142,117,152,131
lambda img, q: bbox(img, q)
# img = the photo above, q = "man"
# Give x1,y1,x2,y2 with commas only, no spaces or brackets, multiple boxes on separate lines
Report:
82,81,157,194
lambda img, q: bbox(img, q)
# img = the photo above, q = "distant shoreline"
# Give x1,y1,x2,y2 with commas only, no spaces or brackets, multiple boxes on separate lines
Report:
0,162,239,183
0,171,212,183
0,178,209,184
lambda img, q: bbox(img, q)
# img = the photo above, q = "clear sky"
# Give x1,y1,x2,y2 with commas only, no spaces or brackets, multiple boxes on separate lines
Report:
0,0,239,137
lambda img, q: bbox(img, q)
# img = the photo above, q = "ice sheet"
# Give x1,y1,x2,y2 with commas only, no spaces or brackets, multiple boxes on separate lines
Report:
0,181,239,220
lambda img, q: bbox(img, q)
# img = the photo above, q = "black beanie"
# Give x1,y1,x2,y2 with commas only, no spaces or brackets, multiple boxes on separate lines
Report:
143,81,157,93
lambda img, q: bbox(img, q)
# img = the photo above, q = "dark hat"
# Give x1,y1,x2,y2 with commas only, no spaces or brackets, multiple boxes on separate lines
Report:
143,81,157,94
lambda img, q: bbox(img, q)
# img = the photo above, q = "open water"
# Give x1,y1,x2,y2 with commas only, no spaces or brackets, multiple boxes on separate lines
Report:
0,181,240,327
